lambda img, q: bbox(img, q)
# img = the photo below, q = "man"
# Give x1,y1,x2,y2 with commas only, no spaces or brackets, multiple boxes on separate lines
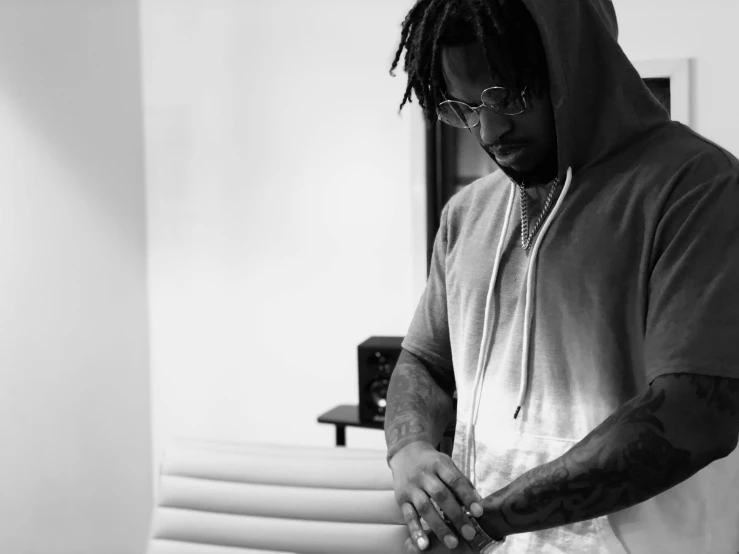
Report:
384,0,739,553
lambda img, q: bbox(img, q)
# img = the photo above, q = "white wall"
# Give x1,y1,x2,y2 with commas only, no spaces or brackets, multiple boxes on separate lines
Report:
143,0,739,459
0,1,152,553
142,0,424,454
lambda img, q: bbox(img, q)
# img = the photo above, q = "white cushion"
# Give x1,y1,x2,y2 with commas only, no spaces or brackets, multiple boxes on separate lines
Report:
147,440,407,554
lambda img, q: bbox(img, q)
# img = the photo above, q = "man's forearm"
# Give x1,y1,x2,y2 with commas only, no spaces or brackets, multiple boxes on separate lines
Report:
479,375,738,537
384,350,454,462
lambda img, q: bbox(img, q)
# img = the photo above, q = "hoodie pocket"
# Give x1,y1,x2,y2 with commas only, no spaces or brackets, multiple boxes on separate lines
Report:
454,427,629,554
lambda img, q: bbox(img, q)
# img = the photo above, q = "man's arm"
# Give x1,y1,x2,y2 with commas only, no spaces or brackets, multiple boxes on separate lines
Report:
478,373,739,538
385,348,456,463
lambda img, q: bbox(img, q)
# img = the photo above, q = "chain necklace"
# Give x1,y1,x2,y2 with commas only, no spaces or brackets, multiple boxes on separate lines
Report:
518,176,560,251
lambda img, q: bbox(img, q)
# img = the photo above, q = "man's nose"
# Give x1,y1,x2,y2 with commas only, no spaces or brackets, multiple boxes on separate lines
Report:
478,107,514,145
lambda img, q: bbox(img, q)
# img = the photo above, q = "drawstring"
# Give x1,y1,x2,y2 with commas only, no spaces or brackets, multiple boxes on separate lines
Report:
514,167,573,419
465,167,573,485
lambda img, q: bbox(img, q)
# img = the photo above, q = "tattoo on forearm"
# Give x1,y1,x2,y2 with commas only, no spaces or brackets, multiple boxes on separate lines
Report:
385,358,453,453
494,386,694,531
482,374,739,534
671,373,739,417
386,420,426,447
385,369,433,423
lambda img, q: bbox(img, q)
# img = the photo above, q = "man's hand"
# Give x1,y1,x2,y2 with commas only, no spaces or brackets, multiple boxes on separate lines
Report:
403,533,477,554
389,441,484,551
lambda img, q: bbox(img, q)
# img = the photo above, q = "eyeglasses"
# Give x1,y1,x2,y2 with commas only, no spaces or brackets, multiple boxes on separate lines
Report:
437,85,530,129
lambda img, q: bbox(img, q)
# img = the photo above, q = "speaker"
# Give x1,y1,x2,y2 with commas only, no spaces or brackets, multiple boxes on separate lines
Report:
357,336,403,424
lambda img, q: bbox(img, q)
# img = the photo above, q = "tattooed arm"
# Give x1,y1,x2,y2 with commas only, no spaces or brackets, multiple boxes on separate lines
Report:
386,350,489,551
384,348,456,463
477,373,739,538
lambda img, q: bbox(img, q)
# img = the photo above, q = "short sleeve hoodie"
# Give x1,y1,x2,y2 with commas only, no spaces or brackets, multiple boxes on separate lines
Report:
401,1,739,552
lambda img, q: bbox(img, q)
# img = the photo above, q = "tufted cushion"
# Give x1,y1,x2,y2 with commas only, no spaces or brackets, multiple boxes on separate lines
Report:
147,440,408,554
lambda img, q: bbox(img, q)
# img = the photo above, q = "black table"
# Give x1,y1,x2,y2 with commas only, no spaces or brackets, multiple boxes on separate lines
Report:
317,404,455,454
317,404,381,446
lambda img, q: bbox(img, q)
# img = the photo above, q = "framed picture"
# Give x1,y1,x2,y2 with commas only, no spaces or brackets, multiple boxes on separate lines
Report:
633,57,692,128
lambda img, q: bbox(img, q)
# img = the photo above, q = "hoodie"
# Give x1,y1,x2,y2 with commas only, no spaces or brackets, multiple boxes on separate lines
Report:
401,0,739,552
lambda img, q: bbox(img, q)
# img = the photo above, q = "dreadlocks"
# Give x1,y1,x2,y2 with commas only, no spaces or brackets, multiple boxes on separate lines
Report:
389,0,549,121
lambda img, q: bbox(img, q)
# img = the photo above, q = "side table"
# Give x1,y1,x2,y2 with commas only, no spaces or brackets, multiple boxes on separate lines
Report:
317,404,455,455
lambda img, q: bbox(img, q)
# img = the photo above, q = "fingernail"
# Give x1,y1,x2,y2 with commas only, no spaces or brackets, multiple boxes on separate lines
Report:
471,502,483,517
462,524,476,541
444,535,458,549
417,536,428,550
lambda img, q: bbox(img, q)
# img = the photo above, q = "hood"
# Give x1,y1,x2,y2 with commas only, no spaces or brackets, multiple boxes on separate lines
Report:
518,0,670,182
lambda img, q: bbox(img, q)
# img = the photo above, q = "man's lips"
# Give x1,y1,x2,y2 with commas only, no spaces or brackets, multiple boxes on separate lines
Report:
492,142,528,156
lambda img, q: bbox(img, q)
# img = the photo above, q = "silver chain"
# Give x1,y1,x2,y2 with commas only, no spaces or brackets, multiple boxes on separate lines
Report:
519,176,560,250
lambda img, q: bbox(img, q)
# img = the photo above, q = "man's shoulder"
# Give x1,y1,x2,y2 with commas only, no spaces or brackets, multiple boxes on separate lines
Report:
649,122,739,180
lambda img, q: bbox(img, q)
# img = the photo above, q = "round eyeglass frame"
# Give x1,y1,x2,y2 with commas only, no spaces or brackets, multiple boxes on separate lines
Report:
437,85,530,129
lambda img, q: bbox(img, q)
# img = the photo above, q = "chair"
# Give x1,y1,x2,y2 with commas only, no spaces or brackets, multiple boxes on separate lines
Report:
147,439,409,554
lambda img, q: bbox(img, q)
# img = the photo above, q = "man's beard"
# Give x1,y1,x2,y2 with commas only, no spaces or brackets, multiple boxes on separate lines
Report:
494,147,558,188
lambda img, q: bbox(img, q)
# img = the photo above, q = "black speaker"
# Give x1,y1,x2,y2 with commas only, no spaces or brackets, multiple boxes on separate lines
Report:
357,336,403,423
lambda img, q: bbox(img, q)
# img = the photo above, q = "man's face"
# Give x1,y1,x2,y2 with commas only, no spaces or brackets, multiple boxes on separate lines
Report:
440,42,557,183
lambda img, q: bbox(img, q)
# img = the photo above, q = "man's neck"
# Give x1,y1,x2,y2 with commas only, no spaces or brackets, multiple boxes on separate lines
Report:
512,169,558,189
514,151,559,188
